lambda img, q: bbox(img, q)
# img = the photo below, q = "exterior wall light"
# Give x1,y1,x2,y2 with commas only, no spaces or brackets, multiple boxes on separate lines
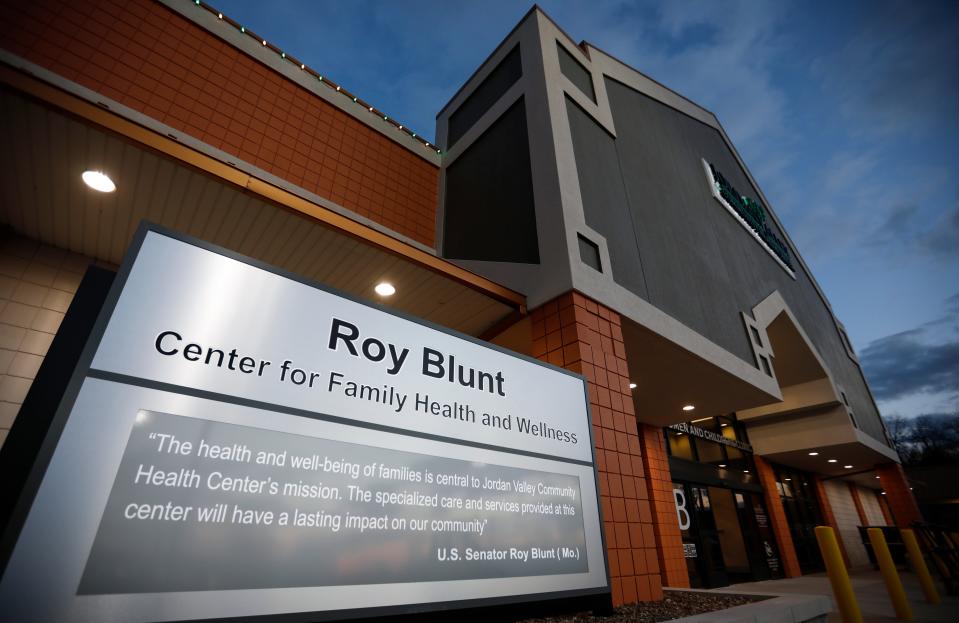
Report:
82,171,116,192
374,282,396,296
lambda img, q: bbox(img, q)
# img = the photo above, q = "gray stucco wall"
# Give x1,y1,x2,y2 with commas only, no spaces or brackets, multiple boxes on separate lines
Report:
565,76,887,444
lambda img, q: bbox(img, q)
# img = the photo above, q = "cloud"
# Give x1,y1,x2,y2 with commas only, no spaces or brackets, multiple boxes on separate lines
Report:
860,330,959,401
861,294,959,402
865,202,959,260
921,205,959,257
811,0,959,139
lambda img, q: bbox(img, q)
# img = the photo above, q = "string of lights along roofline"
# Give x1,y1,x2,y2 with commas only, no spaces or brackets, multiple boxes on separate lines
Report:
191,0,442,155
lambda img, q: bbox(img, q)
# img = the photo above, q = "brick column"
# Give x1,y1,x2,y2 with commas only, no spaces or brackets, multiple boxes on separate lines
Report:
813,476,850,567
638,423,688,588
530,293,662,604
877,463,922,527
753,455,802,577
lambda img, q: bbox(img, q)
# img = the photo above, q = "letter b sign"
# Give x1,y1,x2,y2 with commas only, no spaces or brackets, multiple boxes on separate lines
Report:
673,488,691,531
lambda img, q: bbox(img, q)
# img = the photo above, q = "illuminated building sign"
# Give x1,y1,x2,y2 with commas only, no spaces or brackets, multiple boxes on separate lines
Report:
703,160,794,275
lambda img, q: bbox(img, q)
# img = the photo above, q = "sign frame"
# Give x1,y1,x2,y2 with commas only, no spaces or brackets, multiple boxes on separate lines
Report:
0,222,611,621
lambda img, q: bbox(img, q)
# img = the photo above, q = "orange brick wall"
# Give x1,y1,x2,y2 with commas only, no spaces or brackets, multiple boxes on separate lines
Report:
877,463,922,528
2,0,438,245
530,292,663,604
638,423,688,587
812,475,850,567
754,455,802,577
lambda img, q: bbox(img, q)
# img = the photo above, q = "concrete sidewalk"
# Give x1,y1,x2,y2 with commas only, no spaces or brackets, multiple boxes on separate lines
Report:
716,569,958,622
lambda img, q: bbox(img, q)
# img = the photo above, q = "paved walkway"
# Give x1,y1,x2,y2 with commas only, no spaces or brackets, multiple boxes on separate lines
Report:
715,568,958,622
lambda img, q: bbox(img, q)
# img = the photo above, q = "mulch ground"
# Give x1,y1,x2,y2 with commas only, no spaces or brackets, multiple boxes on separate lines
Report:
515,590,769,623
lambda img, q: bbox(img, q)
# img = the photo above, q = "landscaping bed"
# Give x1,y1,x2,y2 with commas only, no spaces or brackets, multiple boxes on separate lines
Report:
517,590,770,623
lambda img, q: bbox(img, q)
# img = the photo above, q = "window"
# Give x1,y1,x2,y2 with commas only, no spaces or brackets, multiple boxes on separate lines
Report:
667,429,694,460
750,326,763,347
759,355,772,376
577,234,602,272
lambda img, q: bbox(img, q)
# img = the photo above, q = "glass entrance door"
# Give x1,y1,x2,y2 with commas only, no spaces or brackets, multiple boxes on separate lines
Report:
734,491,782,580
774,466,825,573
708,487,751,583
673,482,728,588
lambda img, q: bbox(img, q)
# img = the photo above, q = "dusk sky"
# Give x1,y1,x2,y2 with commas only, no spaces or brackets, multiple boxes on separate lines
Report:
214,0,958,421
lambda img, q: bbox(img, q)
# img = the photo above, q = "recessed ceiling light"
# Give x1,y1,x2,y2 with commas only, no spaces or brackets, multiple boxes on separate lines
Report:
844,465,853,469
682,405,695,411
82,170,115,192
808,452,819,456
875,476,881,479
629,382,637,389
828,459,837,463
881,491,886,495
374,282,395,296
743,470,749,474
784,478,791,481
720,423,728,427
718,464,726,468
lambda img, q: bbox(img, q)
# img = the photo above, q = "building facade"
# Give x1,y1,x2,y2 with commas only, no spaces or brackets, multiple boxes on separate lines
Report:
0,0,922,609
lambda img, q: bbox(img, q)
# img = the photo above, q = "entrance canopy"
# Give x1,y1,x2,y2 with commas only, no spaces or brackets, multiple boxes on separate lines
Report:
737,293,898,477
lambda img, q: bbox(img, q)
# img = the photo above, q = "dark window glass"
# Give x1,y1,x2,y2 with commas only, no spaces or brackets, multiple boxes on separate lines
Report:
577,234,602,271
759,355,772,376
448,45,522,147
557,42,596,102
694,436,725,464
668,430,694,460
773,464,824,573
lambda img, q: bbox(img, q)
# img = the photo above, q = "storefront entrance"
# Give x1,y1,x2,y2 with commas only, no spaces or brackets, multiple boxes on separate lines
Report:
773,464,826,573
666,415,783,588
672,482,781,587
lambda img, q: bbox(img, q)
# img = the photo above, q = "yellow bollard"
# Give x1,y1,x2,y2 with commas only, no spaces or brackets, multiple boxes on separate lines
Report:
868,528,913,620
901,529,940,604
815,526,863,623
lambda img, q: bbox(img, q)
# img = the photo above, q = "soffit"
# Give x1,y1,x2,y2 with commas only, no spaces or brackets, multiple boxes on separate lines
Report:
0,86,517,337
623,317,778,427
759,443,892,480
767,313,826,386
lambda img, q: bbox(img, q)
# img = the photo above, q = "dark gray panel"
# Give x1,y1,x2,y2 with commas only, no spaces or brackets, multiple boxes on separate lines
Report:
448,45,522,148
557,44,595,103
565,96,648,298
577,234,602,272
444,98,539,264
601,77,888,444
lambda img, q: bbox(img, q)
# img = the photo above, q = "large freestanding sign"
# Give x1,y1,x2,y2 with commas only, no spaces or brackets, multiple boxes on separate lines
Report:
0,226,607,621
